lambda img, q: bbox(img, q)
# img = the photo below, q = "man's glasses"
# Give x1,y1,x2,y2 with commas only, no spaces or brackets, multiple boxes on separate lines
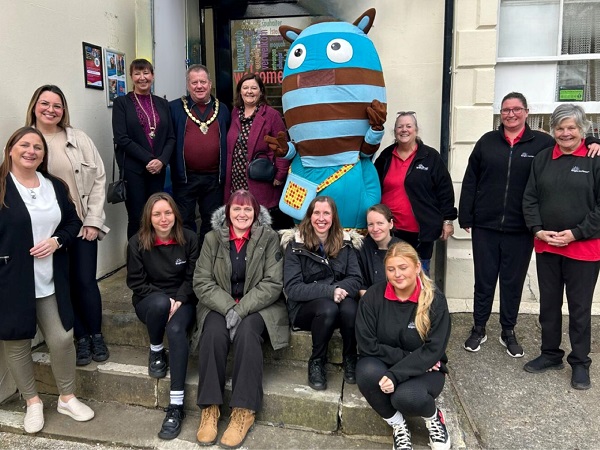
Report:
500,107,527,115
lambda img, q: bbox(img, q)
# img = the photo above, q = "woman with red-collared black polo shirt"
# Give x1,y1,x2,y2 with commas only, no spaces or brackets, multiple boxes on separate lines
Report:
523,104,600,391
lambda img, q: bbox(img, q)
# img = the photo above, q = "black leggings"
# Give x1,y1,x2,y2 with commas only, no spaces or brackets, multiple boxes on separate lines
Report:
356,356,445,419
134,292,195,391
293,297,358,360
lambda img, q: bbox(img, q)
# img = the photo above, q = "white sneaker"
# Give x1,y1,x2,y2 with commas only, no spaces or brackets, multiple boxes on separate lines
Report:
24,401,44,433
57,397,95,422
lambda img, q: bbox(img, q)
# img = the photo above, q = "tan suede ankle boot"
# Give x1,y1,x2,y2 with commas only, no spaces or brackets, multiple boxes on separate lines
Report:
219,407,255,449
196,404,220,445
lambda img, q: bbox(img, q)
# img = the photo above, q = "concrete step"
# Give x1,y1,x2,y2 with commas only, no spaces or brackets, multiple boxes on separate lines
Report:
31,344,384,436
0,394,391,449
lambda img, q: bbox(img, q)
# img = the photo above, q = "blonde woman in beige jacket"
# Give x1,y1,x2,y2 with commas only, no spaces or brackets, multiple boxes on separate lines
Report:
26,85,110,366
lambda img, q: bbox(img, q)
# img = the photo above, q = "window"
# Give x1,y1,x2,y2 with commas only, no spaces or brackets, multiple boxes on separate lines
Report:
495,0,600,112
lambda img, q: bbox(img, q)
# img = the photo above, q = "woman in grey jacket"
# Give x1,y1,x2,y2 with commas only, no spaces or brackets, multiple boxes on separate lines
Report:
193,189,288,449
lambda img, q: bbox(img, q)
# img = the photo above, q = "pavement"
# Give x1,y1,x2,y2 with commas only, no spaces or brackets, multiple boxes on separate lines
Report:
1,263,600,449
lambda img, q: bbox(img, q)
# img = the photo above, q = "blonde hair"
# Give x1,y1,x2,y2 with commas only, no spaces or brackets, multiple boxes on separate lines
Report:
384,242,435,340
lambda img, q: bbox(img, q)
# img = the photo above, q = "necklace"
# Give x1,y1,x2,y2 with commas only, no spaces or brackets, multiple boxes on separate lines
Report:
182,96,219,134
133,92,157,139
28,188,37,199
42,132,59,145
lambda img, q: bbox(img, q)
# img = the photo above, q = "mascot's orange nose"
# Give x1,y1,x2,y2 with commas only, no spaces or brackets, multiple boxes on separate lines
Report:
297,69,335,88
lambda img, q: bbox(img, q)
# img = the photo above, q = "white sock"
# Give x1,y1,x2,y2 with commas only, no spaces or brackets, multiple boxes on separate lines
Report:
384,411,405,426
150,344,164,352
170,390,184,406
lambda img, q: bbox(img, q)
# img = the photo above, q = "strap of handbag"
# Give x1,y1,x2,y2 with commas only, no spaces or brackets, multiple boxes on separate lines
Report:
112,144,125,182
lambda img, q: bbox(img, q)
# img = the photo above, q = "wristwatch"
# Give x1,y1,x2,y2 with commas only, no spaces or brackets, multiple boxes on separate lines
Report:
52,236,63,249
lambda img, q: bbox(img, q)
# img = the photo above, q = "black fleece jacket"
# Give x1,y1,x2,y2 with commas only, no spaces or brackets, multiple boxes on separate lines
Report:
127,228,199,306
356,281,450,386
523,146,600,241
374,141,456,242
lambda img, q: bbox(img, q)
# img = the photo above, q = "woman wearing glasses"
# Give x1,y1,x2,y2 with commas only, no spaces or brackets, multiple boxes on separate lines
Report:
374,111,456,275
458,92,599,358
25,85,110,367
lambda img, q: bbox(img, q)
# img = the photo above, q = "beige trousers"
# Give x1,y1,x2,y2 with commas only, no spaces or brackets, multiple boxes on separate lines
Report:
1,294,75,399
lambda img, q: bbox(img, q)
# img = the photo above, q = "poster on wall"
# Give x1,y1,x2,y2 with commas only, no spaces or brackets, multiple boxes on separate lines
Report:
104,49,127,107
230,17,316,110
82,42,104,90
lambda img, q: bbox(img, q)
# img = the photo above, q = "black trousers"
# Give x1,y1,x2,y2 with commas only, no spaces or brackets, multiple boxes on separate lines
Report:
123,168,166,239
197,311,266,412
293,297,358,360
536,252,600,368
172,172,223,248
356,356,445,419
134,293,195,391
471,227,533,329
69,237,102,339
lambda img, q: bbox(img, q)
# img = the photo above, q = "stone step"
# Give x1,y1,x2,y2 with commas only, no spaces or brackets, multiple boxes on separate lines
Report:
0,394,391,449
99,267,344,364
31,344,387,436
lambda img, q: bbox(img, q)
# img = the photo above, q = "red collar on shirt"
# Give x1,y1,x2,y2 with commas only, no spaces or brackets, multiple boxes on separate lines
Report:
504,127,525,146
552,141,587,159
229,225,251,252
384,278,421,303
154,236,177,246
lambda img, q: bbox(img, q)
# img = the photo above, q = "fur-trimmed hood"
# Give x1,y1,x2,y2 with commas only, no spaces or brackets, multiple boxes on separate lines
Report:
279,228,363,250
210,204,273,231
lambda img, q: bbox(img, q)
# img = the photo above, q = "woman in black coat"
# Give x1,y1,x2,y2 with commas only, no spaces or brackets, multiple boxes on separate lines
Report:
0,127,92,434
112,58,175,239
283,196,362,391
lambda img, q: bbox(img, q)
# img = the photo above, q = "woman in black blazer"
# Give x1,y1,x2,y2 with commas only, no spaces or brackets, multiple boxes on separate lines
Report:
112,58,175,239
0,127,91,433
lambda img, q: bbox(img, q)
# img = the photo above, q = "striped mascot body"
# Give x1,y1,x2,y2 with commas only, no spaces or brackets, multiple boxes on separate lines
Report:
274,9,387,230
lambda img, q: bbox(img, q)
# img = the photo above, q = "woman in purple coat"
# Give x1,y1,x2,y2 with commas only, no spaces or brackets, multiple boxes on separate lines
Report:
224,73,292,230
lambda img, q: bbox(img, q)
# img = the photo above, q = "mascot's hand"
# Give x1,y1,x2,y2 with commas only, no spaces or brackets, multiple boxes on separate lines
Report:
265,131,289,157
366,99,387,131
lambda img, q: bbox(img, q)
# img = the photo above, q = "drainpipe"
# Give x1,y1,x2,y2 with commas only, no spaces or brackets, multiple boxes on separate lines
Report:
434,0,455,291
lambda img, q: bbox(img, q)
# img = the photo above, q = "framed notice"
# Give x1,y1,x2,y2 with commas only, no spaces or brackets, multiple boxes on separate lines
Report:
104,49,127,106
82,42,104,90
230,17,317,111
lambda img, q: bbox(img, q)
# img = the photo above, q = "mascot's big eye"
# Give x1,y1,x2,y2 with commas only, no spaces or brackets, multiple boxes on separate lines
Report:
326,39,353,63
287,43,307,69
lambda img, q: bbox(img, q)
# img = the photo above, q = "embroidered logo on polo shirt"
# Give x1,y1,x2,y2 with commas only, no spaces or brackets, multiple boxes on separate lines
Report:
571,166,590,174
175,258,186,265
520,152,535,158
415,164,429,171
408,321,416,329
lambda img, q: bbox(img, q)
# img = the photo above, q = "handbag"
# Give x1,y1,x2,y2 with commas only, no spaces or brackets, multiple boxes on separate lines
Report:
247,151,276,182
278,172,318,220
278,163,357,221
107,152,127,204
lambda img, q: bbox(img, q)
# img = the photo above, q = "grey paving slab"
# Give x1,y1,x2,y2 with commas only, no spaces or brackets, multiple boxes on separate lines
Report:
447,313,600,449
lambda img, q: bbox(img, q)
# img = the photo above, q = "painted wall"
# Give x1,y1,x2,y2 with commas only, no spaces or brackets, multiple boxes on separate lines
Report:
0,0,143,277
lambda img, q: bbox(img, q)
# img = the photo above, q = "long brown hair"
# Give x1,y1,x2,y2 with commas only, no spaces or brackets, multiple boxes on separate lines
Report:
25,85,71,129
298,196,344,258
0,127,49,208
137,193,185,251
384,241,436,340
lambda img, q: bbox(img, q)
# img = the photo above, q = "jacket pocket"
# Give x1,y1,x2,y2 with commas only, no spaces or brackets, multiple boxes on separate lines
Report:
79,162,98,195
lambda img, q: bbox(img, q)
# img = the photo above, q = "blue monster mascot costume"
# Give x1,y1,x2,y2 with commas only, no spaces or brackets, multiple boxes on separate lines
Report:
266,9,387,230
